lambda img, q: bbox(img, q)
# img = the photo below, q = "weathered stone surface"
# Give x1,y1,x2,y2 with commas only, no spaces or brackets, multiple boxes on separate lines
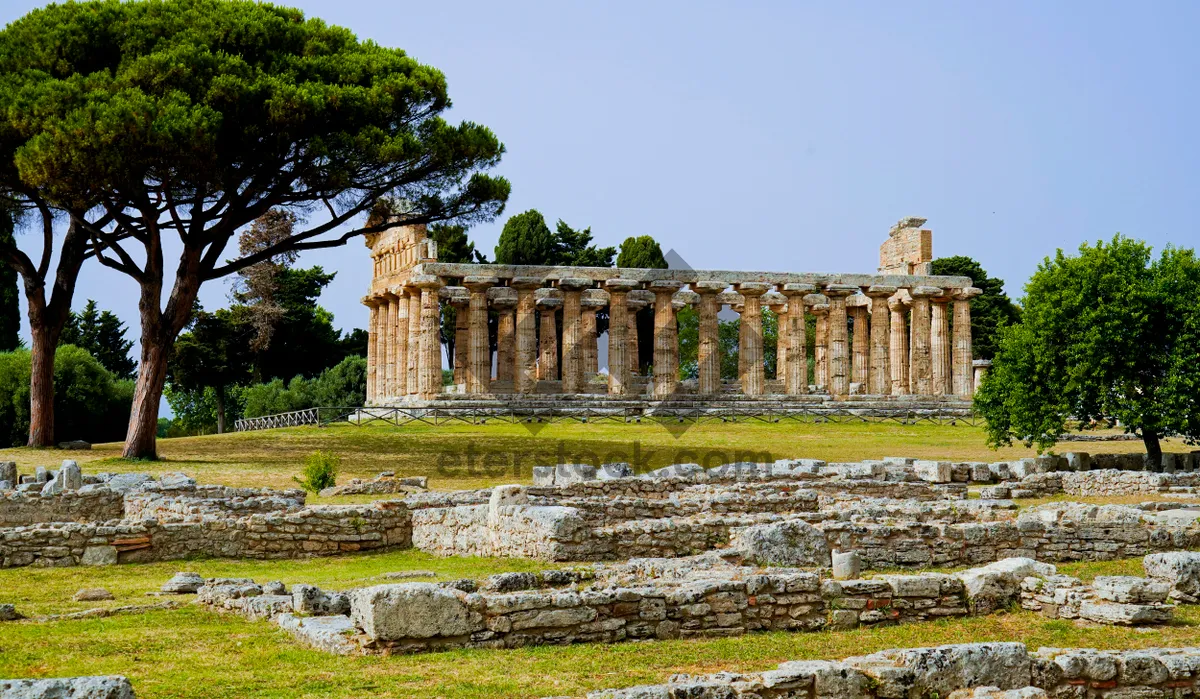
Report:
80,546,119,567
1077,600,1174,625
730,519,831,567
957,558,1054,614
832,551,861,580
1092,576,1170,604
532,466,556,486
1143,551,1200,602
349,583,470,641
914,460,953,483
0,676,135,699
161,572,205,594
0,462,16,489
73,588,115,602
555,464,598,485
276,613,358,656
292,584,350,616
597,463,633,480
0,603,21,621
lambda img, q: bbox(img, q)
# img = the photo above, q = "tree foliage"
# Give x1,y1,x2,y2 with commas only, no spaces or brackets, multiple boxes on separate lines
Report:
554,221,615,267
60,300,136,379
617,236,668,269
0,205,17,352
976,235,1200,466
168,308,252,432
930,256,1021,360
430,223,487,264
494,210,614,266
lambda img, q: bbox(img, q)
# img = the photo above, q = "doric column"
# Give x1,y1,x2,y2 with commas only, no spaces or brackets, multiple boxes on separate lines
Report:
809,296,830,389
364,297,379,404
535,288,563,381
952,287,982,397
930,296,952,395
462,276,497,394
393,286,409,397
764,290,788,382
909,286,942,396
692,281,726,395
627,290,655,377
511,277,542,394
605,279,638,395
735,282,770,396
849,295,870,389
557,278,591,394
650,280,684,397
823,284,857,397
489,287,519,386
440,287,469,386
406,287,421,395
381,291,398,398
582,288,610,379
888,295,910,395
782,284,814,394
412,274,444,399
864,286,897,395
972,359,992,394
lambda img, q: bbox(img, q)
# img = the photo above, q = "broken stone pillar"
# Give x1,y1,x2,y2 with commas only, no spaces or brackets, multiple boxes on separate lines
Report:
440,287,469,386
888,294,910,395
848,294,870,388
558,278,591,394
808,296,829,389
953,288,982,397
764,290,788,381
463,276,497,394
931,296,951,395
650,280,684,397
406,288,422,395
823,284,857,396
972,359,992,394
606,279,638,395
535,288,563,381
512,278,542,394
736,282,771,396
782,284,814,394
693,281,725,395
394,286,409,397
489,286,518,385
413,275,445,399
909,286,942,395
582,288,610,378
866,285,896,395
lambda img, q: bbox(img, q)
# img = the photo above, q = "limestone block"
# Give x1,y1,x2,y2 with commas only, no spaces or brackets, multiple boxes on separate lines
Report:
979,486,1011,500
597,463,633,480
832,551,862,580
1064,452,1090,472
350,583,471,641
1092,576,1170,604
0,677,135,699
81,546,119,567
1077,600,1173,625
275,613,358,656
531,467,556,486
0,462,15,487
34,466,49,483
0,604,21,621
482,572,538,592
957,558,1055,614
489,485,528,509
730,519,831,567
988,462,1013,481
74,588,115,602
949,688,1048,699
162,572,206,594
60,461,82,490
850,642,1033,696
264,581,287,596
968,463,993,484
293,584,350,615
104,473,154,492
644,463,703,479
158,473,196,489
914,460,953,483
1143,552,1200,603
555,463,598,485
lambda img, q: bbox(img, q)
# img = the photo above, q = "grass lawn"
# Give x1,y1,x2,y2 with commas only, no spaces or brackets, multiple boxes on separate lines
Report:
0,556,1193,699
0,422,1168,494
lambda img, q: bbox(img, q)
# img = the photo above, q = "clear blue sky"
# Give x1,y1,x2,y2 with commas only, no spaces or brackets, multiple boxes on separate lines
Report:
5,0,1199,350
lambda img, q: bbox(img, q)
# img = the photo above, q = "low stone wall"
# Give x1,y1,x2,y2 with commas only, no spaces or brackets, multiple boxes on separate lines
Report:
0,486,125,526
581,643,1200,699
0,503,411,568
122,485,306,520
410,504,587,560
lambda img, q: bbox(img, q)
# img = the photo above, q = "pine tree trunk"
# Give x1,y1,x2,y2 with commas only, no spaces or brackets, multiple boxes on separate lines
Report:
215,385,226,434
1142,429,1162,471
27,323,56,447
123,336,169,459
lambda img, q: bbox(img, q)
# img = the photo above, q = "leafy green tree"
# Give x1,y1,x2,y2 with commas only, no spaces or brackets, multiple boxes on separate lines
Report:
554,221,616,267
0,0,509,458
430,223,487,264
494,210,558,265
60,300,136,379
617,236,668,269
976,236,1200,468
0,206,17,352
235,266,349,381
168,309,253,433
931,256,1021,360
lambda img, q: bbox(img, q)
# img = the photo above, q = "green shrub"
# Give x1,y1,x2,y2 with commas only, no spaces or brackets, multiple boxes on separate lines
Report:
294,450,339,493
311,356,366,406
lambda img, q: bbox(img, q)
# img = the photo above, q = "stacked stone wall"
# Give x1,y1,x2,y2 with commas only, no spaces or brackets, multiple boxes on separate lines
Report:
0,487,125,526
122,485,306,520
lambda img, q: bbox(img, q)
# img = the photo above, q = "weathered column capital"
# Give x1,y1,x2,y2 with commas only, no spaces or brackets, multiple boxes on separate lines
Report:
717,290,744,307
735,281,771,297
887,296,910,312
782,282,817,297
821,283,858,298
556,277,593,291
627,289,655,307
691,280,727,294
361,294,382,307
410,274,444,290
605,278,640,292
864,285,898,298
487,286,519,309
534,287,564,309
804,293,829,310
762,290,787,308
910,285,944,298
582,288,611,308
648,279,685,293
951,286,983,301
672,289,700,310
439,285,469,307
462,275,499,291
510,276,546,290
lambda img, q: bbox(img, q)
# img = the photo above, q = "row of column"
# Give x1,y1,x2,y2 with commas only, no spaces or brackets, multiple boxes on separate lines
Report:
365,277,980,402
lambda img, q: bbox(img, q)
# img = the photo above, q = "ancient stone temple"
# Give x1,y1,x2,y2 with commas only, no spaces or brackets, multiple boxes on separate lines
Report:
361,218,979,410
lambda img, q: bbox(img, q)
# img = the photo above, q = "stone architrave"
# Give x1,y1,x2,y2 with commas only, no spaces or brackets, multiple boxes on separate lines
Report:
535,288,563,381
953,287,982,397
865,285,896,395
393,286,409,396
823,284,858,396
736,283,771,396
406,288,422,395
931,295,951,395
364,297,380,403
557,278,591,394
692,281,726,395
605,279,638,395
650,280,684,397
909,286,942,395
511,277,543,394
782,284,815,394
581,288,610,379
888,294,910,395
808,296,830,389
463,276,497,394
488,286,519,385
439,287,469,386
763,290,788,382
412,275,445,399
848,295,870,388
